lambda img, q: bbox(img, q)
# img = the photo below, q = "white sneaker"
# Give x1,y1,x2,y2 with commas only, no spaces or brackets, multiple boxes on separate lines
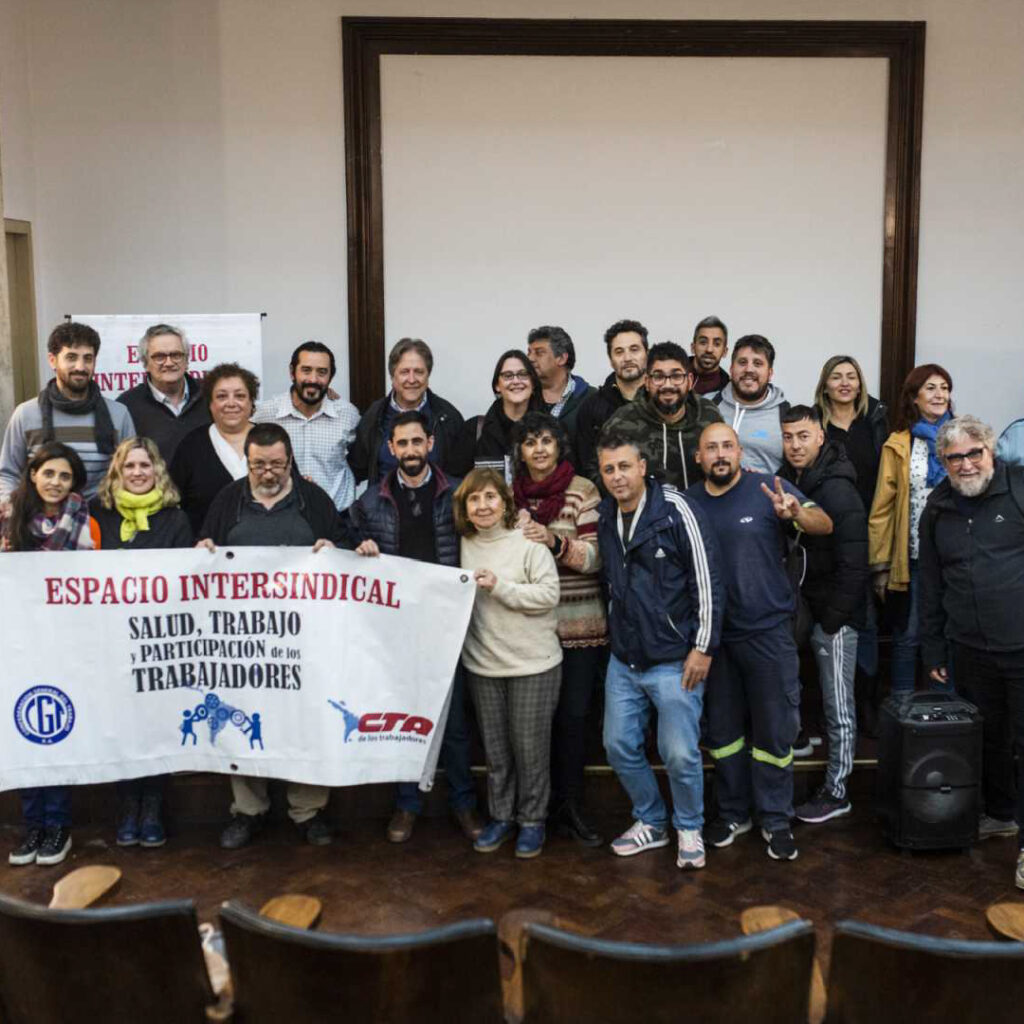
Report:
676,828,706,870
610,820,670,857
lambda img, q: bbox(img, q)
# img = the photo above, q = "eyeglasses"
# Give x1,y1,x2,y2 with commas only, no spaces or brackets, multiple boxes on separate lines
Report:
649,371,688,385
944,448,986,468
150,352,186,364
499,370,532,383
250,460,289,473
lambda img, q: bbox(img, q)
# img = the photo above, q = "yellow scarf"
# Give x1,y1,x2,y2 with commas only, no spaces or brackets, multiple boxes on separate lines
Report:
114,488,164,543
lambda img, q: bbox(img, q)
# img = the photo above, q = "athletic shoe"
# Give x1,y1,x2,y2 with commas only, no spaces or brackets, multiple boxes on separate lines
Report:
676,829,706,870
36,827,72,866
610,820,670,857
474,820,515,853
297,811,333,847
978,815,1019,840
762,827,798,862
9,827,44,866
1016,851,1024,891
704,817,753,848
515,825,546,859
793,732,814,757
795,787,852,824
220,812,266,850
139,793,166,848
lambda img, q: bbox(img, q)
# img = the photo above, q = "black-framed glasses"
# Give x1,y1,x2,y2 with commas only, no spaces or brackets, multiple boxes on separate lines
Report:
250,460,289,473
150,352,186,364
944,447,986,468
499,370,532,382
649,370,688,385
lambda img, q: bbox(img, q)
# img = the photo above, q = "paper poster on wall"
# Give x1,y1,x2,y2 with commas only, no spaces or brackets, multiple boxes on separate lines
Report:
72,313,264,399
0,547,475,791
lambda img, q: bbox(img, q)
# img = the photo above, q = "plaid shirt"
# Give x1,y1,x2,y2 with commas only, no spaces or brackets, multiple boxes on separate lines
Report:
254,392,360,510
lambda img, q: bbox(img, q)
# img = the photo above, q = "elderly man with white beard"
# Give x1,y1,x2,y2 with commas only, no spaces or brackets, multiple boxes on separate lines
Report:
919,415,1024,891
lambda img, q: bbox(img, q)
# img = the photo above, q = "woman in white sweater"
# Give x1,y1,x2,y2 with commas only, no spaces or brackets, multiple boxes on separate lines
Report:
454,467,561,859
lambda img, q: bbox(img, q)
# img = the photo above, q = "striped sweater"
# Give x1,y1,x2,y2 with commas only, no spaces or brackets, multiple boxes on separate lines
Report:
520,474,608,648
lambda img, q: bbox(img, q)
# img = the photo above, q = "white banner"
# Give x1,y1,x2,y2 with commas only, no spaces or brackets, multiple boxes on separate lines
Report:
0,547,476,792
72,313,263,399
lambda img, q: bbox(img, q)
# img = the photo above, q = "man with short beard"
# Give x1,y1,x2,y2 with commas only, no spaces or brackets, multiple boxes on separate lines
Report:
197,421,346,850
920,416,1024,889
0,322,135,500
348,410,483,845
690,315,730,396
575,319,650,486
688,423,832,862
602,341,722,491
712,335,790,473
253,342,360,511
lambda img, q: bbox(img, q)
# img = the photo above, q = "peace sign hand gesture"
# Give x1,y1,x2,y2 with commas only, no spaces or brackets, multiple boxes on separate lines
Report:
761,476,800,521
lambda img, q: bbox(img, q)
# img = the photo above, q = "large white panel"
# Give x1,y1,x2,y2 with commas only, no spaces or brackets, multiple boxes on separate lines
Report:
381,54,888,418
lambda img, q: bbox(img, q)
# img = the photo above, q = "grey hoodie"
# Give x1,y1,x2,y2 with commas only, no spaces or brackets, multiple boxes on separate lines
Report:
713,382,789,474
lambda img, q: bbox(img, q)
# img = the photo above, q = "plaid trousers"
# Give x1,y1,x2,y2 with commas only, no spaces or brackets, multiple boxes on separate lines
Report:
467,665,562,826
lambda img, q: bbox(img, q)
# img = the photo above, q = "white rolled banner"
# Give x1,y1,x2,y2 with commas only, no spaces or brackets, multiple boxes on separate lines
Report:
72,313,264,399
0,547,475,792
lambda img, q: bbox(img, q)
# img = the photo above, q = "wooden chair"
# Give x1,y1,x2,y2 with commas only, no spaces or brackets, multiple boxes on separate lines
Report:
0,892,215,1024
518,918,815,1024
826,919,1024,1023
219,900,502,1023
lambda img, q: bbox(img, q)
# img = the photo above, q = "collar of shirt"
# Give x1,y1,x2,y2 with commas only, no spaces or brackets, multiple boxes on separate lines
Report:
549,374,576,418
148,376,189,414
389,391,429,415
396,466,433,490
245,478,298,512
273,391,339,421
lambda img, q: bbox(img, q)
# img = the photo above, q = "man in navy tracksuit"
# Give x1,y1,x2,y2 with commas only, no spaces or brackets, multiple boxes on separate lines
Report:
596,429,723,870
688,423,833,862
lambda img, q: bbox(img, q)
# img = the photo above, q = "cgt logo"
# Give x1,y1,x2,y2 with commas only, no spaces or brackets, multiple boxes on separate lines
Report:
14,686,76,745
328,699,434,743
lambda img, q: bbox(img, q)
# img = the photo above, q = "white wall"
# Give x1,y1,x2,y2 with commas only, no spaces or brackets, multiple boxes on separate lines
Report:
1,0,1022,431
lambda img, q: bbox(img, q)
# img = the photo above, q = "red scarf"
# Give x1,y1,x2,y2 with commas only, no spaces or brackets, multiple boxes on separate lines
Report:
513,459,575,525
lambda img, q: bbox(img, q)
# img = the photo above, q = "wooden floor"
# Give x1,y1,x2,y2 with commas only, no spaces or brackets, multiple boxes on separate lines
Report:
1,772,1020,981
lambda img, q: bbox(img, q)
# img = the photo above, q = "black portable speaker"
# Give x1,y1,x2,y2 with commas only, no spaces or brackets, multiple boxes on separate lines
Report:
876,691,982,849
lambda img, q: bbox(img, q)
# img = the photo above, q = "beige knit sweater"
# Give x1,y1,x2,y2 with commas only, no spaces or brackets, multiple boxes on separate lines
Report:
460,524,562,678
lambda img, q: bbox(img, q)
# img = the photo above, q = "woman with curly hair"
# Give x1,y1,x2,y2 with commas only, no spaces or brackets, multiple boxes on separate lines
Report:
454,467,561,859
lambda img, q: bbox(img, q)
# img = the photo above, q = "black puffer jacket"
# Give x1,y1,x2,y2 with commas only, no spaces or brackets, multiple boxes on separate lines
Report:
349,390,463,484
345,467,460,567
919,462,1024,667
574,373,630,486
780,441,868,633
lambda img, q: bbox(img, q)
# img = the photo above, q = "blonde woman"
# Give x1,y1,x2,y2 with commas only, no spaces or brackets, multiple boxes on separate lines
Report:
90,437,193,848
454,467,561,859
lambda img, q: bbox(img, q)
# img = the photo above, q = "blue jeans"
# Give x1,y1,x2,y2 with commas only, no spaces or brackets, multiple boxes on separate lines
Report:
890,560,954,694
603,654,704,831
20,787,71,828
396,665,476,814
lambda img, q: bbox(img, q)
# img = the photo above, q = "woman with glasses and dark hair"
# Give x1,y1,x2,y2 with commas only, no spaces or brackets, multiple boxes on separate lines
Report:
452,350,543,478
1,442,92,868
511,411,607,846
814,354,889,733
869,363,953,694
453,467,561,859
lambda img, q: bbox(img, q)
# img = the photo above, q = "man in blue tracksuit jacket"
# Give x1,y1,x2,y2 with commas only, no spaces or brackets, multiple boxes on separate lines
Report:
596,428,723,870
688,422,833,863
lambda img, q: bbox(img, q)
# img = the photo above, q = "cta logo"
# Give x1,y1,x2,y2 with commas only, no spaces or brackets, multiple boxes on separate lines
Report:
14,686,76,745
328,699,434,744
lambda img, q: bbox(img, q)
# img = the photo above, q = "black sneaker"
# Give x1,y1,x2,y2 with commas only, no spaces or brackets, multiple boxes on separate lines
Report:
793,732,814,758
704,818,753,848
9,827,45,866
795,787,852,824
220,813,266,850
762,827,798,861
297,812,333,846
36,827,72,866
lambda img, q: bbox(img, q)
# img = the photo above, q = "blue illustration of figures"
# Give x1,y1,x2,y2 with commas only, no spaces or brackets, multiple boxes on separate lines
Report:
244,712,264,750
328,700,361,743
181,690,260,747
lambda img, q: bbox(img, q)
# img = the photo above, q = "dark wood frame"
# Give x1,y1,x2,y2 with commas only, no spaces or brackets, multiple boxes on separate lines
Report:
343,17,925,412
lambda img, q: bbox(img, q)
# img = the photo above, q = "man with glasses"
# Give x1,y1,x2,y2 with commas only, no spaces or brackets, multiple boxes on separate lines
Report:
196,422,347,849
117,324,210,464
603,341,722,490
920,416,1024,889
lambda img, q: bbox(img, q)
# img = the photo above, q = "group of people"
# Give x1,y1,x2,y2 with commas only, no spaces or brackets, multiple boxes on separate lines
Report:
1,317,1022,892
